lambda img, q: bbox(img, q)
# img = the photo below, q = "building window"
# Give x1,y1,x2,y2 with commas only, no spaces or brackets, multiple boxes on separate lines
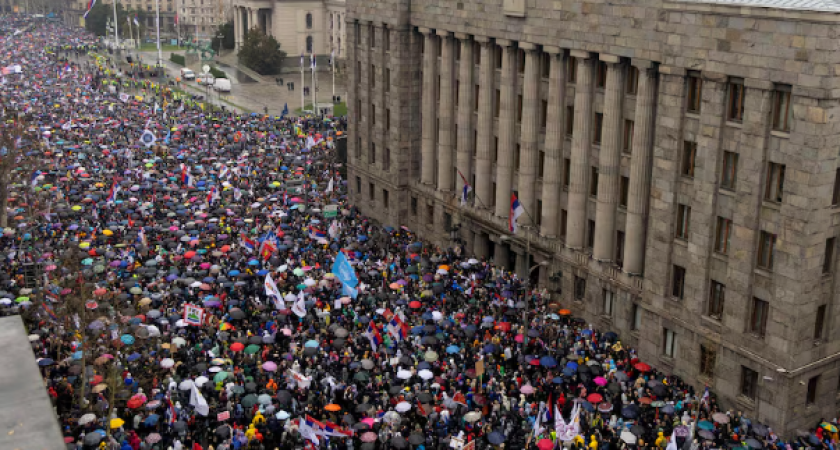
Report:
709,280,725,319
305,13,312,29
370,142,376,163
494,46,502,69
815,304,827,341
517,94,523,122
590,167,599,197
700,345,716,378
593,112,603,144
384,148,391,171
764,162,786,203
714,216,732,255
538,151,545,178
443,212,452,232
493,137,498,163
676,204,691,240
721,151,739,190
749,297,769,337
622,119,634,154
494,89,501,117
383,27,390,51
385,69,390,92
565,105,575,137
619,176,629,208
596,60,607,88
383,189,389,208
682,141,697,177
772,84,793,132
368,182,375,200
474,42,481,65
833,168,840,206
741,366,758,399
542,52,551,78
560,209,568,239
567,56,577,83
517,48,525,73
355,176,361,193
672,265,686,299
306,35,313,53
603,289,614,316
541,100,548,128
757,231,776,270
727,78,745,122
587,220,596,249
563,158,571,190
807,376,820,405
824,238,835,274
427,204,434,224
686,70,702,113
616,231,625,268
411,196,418,215
371,103,376,123
626,66,639,95
385,109,390,130
662,328,676,358
574,276,586,301
513,145,520,171
474,85,480,112
631,304,642,330
535,200,542,226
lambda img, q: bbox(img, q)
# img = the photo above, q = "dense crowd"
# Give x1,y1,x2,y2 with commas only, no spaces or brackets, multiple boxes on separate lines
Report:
1,16,838,450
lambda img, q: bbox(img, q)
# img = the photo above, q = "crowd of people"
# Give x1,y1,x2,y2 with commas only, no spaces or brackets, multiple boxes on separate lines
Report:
1,15,839,450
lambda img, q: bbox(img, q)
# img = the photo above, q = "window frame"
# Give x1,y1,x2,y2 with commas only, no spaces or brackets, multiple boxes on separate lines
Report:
721,151,739,190
727,77,745,122
714,216,732,255
662,328,676,358
682,140,697,178
815,304,827,341
574,275,586,301
700,345,716,378
824,237,835,275
603,289,614,316
740,366,758,399
672,265,686,300
567,56,577,84
676,204,691,240
757,231,776,270
771,85,793,133
622,119,634,154
749,297,769,338
709,280,725,319
686,70,702,113
764,162,786,203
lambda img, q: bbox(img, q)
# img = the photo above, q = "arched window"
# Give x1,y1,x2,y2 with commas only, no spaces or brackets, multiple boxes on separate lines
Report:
306,35,313,53
305,13,313,29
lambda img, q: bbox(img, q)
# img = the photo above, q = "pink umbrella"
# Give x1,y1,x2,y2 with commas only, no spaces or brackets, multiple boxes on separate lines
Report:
594,376,608,386
514,334,524,343
537,439,554,450
520,384,535,394
262,361,278,372
361,418,375,427
361,432,377,443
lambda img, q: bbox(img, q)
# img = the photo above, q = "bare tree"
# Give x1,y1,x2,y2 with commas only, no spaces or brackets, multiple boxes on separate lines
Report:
0,116,40,228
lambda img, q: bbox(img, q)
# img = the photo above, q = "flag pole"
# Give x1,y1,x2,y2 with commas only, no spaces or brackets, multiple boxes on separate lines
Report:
155,0,162,66
126,15,133,51
331,51,335,99
310,53,316,115
112,0,120,50
300,54,304,112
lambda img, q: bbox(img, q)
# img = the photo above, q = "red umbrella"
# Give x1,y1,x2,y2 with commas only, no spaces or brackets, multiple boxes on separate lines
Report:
634,362,651,372
529,358,540,366
639,397,652,405
89,375,103,385
230,342,245,352
537,439,554,450
587,393,603,404
409,301,422,309
127,397,144,409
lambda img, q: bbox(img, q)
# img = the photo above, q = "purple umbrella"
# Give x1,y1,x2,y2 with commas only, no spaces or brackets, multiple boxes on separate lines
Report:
262,361,277,372
422,274,434,282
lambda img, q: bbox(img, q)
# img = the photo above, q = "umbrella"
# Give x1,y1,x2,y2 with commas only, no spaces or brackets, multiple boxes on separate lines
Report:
713,412,730,423
361,432,377,443
537,439,553,450
464,411,482,423
325,404,341,412
488,431,506,445
620,431,637,444
395,402,411,413
409,433,426,445
390,436,408,449
698,430,715,440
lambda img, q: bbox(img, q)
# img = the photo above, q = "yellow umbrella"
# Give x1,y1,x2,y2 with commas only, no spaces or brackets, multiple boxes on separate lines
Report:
110,418,125,429
102,229,113,236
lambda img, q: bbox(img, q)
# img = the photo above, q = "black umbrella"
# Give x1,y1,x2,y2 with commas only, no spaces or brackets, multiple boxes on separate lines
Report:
488,431,506,445
408,433,425,445
356,403,372,413
390,436,408,449
215,425,231,437
277,390,292,403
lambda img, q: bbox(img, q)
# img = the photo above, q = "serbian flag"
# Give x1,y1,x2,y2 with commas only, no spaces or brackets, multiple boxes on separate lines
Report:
106,181,120,202
260,240,276,261
458,169,472,207
83,0,96,18
365,324,382,351
240,233,256,251
309,226,326,240
416,399,427,416
42,303,58,322
509,193,524,233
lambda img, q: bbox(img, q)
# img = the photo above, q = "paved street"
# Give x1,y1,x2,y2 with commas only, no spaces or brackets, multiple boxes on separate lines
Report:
130,49,346,116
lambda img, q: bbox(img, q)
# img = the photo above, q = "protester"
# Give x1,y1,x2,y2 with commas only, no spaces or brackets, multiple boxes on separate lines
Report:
0,15,836,450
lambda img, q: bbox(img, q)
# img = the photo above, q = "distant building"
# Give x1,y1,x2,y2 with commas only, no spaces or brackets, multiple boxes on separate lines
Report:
177,0,232,40
231,0,345,67
66,0,177,38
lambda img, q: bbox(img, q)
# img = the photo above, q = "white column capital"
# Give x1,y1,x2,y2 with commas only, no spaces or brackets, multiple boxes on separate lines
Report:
519,42,536,51
454,32,470,40
599,53,620,64
496,38,513,47
543,45,562,54
474,35,491,44
570,49,592,59
418,27,433,35
435,29,451,38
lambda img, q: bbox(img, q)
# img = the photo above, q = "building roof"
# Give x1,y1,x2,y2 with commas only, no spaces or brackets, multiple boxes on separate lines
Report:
674,0,840,12
0,316,66,450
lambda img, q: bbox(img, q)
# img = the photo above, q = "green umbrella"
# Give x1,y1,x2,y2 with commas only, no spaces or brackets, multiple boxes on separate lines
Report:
214,371,229,383
353,372,370,381
241,393,258,408
15,296,29,303
244,344,260,355
293,268,305,277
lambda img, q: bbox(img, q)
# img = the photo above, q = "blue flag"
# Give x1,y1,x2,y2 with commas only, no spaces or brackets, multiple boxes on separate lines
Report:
332,251,358,288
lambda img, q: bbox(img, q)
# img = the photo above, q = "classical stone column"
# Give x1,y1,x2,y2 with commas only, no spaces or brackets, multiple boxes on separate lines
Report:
495,242,510,270
494,40,517,218
437,31,455,191
420,28,437,185
474,231,490,259
474,37,494,209
517,43,540,221
593,56,625,262
456,33,474,201
624,61,657,275
566,51,595,250
234,8,240,48
540,47,565,237
248,9,255,30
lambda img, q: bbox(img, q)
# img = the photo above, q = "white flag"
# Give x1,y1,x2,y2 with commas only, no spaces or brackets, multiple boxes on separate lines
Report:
264,274,283,308
325,178,334,193
291,291,307,317
189,384,209,416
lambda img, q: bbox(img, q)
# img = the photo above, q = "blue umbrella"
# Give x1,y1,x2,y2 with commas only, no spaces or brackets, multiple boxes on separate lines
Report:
257,270,269,276
697,421,714,431
120,335,135,345
38,358,55,366
144,414,160,426
248,260,260,266
483,344,496,353
411,326,423,335
621,405,640,419
72,351,84,360
539,356,558,368
127,353,142,362
304,340,319,348
446,345,460,354
580,329,593,336
565,361,578,371
552,376,564,384
562,367,575,377
482,316,494,323
229,270,241,276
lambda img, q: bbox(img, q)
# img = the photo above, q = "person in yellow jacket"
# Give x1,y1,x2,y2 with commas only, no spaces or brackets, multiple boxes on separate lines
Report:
655,431,667,448
252,411,266,425
588,435,598,450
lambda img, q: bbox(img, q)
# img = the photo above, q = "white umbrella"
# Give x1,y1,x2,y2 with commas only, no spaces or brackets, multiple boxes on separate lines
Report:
175,319,188,327
276,411,290,420
431,311,443,321
79,413,97,425
160,358,175,369
258,394,273,405
468,259,479,265
172,337,186,347
620,431,637,444
28,334,40,341
395,402,412,413
284,293,296,303
190,281,202,288
146,325,161,337
383,411,401,424
209,366,222,373
464,411,482,423
303,278,316,287
195,376,210,387
396,370,413,380
418,369,433,380
178,379,194,391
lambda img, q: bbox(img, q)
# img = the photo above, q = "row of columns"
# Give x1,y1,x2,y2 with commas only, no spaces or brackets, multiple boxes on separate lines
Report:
418,30,657,275
233,6,258,48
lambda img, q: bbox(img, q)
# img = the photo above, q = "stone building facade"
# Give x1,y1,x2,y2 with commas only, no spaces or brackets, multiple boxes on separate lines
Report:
344,0,840,437
232,0,346,64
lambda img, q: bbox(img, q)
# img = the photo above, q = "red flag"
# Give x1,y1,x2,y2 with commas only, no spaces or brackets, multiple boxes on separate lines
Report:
416,399,426,416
